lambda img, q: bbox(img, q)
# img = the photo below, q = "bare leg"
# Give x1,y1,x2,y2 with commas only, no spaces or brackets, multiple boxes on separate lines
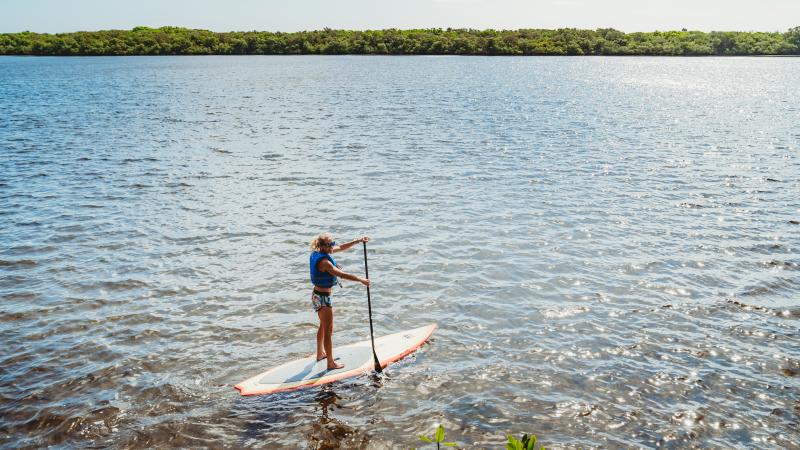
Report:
317,307,343,370
316,321,326,361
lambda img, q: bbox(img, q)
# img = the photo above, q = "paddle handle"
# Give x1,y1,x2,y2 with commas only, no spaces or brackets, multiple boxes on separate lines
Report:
363,241,382,373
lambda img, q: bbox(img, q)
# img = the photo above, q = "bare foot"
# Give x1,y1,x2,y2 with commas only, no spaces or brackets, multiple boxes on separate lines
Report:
326,361,345,371
316,353,327,361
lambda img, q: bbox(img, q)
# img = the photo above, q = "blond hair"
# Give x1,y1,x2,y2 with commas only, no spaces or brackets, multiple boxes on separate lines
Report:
309,232,334,251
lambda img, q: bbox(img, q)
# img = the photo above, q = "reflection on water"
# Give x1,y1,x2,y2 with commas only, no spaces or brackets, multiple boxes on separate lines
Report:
0,55,799,448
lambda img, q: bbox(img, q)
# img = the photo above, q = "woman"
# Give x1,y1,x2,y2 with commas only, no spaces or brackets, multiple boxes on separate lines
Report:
309,233,370,370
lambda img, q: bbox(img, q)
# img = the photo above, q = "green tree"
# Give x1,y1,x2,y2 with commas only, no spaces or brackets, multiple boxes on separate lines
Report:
1,26,798,56
783,26,800,53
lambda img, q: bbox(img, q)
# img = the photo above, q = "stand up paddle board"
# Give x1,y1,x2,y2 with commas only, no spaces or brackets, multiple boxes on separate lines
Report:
235,323,436,396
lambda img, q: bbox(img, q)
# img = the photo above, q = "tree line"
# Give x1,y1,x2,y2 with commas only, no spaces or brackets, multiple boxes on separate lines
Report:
2,26,799,56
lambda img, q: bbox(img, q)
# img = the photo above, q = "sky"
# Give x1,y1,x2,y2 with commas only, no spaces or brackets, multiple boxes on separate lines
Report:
1,0,798,34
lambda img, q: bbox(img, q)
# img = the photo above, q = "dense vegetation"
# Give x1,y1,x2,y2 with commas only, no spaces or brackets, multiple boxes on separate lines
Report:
2,26,799,56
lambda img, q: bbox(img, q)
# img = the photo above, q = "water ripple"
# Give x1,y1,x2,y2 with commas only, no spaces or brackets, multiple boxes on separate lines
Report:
0,55,798,448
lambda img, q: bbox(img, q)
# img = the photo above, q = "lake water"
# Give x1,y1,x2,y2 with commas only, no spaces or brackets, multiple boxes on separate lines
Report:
0,55,798,449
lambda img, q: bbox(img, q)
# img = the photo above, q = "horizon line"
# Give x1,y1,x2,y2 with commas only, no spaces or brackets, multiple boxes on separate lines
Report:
3,25,798,35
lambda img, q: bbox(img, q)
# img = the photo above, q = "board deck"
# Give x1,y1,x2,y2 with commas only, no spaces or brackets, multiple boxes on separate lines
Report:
235,323,436,396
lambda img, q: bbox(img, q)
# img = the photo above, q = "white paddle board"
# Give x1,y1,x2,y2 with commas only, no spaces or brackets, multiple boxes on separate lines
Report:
235,323,436,396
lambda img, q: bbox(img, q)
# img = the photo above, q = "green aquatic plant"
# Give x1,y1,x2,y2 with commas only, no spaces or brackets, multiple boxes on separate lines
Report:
506,433,544,450
414,425,547,449
417,424,458,449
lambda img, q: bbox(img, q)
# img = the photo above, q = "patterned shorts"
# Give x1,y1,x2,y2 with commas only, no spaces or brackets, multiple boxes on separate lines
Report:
311,291,332,312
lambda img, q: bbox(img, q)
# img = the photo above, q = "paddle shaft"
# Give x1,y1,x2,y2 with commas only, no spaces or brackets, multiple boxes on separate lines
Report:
363,241,382,372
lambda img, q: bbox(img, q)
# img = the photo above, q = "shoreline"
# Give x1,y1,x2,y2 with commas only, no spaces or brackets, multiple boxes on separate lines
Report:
3,53,800,58
2,26,798,57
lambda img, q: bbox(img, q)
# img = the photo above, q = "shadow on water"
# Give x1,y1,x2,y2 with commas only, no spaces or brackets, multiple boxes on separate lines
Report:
233,373,386,449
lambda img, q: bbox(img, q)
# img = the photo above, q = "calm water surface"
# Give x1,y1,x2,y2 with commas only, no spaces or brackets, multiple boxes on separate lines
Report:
1,55,799,449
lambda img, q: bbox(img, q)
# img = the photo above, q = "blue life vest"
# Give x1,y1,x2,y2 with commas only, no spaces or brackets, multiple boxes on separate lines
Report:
310,251,338,288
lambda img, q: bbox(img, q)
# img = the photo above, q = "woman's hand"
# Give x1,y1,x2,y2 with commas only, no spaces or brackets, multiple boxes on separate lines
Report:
360,277,371,287
331,236,371,254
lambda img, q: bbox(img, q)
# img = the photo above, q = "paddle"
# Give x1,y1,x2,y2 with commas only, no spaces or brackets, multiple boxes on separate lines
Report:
363,241,382,373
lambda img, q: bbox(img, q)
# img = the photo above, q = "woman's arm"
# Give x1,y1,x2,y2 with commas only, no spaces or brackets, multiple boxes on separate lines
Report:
331,235,370,253
319,259,370,286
